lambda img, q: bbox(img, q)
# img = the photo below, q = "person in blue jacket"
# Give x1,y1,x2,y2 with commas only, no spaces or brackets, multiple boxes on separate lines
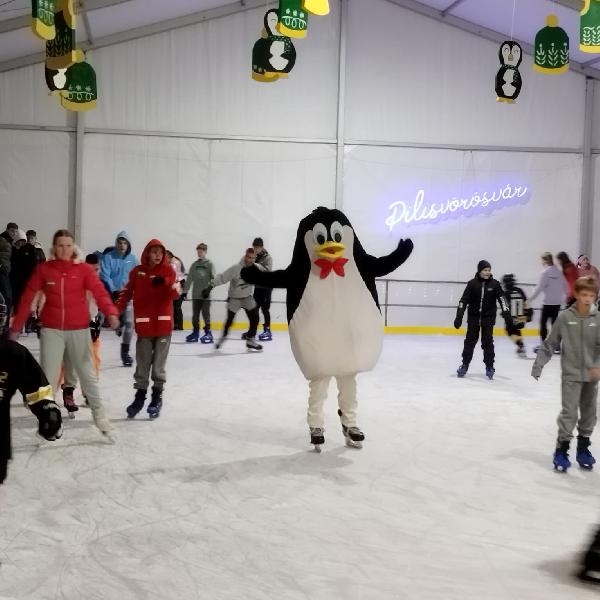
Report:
100,231,139,366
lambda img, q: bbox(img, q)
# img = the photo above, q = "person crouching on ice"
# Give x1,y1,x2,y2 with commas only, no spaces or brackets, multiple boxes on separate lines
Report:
454,260,510,380
116,240,180,420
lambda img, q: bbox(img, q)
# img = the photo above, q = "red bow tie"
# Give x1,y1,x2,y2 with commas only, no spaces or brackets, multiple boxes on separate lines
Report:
314,257,348,279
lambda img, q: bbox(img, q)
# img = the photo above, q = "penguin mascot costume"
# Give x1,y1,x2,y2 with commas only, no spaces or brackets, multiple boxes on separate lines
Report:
241,207,414,450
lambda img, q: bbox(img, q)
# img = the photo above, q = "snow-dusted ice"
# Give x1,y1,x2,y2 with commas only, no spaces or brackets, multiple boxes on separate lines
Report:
1,331,599,600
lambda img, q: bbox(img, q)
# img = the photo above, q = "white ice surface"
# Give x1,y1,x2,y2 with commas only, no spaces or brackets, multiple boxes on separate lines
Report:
1,332,599,600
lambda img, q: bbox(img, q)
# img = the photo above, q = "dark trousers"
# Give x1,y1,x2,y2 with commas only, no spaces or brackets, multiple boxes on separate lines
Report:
253,288,272,329
191,299,211,332
540,305,560,342
0,270,12,316
173,296,184,330
223,307,259,339
462,320,495,368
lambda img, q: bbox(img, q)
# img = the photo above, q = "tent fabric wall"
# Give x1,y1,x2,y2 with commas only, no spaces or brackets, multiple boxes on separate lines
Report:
0,65,71,128
345,0,586,149
81,134,336,323
85,3,341,140
0,0,593,329
0,130,72,242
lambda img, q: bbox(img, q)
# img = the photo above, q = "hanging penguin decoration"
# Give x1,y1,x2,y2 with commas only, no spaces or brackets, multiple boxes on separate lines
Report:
45,0,77,70
534,15,569,73
581,0,600,53
240,207,414,451
495,41,522,103
31,0,56,41
45,55,97,112
277,0,309,38
252,9,297,83
302,0,330,16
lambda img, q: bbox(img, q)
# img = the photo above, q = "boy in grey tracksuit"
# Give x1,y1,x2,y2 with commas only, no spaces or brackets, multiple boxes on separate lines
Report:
532,276,600,471
202,248,264,351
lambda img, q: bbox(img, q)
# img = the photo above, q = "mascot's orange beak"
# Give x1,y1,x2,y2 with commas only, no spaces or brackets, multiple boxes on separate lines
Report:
316,241,345,260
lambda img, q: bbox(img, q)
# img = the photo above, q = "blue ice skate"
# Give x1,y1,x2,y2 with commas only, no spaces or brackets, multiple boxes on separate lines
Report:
553,444,571,472
186,330,199,343
486,367,495,380
258,327,272,342
147,388,163,419
200,330,214,344
577,437,596,470
456,364,468,378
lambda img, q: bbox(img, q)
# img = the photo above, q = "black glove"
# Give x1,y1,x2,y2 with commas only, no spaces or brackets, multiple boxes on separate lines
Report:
29,400,63,441
152,276,165,287
397,238,414,255
454,316,462,330
180,292,187,301
89,317,101,342
201,286,213,299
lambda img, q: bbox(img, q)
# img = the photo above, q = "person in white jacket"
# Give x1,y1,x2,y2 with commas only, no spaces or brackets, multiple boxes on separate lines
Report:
530,252,567,350
201,248,264,351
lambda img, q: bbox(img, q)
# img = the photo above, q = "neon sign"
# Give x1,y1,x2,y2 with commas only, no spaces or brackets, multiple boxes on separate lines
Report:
385,184,530,231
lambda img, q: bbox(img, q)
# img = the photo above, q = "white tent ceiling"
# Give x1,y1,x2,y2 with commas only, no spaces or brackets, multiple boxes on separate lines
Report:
0,0,598,77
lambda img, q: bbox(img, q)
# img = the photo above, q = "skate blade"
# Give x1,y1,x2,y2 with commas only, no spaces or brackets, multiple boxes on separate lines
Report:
313,444,322,453
345,439,363,449
554,464,569,472
578,463,595,470
101,432,115,444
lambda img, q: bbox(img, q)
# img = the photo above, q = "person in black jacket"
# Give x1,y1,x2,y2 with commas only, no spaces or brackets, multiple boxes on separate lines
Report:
454,260,510,379
0,292,62,484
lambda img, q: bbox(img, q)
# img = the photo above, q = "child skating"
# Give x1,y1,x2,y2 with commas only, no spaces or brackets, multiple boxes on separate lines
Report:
184,243,215,344
241,207,413,451
501,273,533,358
116,240,179,419
454,260,510,380
532,276,600,472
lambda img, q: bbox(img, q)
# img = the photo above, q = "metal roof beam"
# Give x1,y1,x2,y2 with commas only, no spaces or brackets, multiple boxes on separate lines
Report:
0,0,136,35
0,0,262,73
382,0,600,81
441,0,467,17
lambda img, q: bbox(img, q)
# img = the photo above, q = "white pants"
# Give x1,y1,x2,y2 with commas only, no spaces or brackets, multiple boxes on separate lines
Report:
40,327,110,432
307,374,358,429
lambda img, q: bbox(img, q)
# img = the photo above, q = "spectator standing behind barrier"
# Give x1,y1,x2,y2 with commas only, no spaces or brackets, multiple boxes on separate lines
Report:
100,231,138,367
530,252,567,353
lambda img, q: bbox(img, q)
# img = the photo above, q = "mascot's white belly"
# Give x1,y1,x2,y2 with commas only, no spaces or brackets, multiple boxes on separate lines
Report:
289,260,383,380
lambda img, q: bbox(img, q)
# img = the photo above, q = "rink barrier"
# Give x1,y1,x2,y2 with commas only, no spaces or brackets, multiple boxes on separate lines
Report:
181,320,541,337
181,278,541,335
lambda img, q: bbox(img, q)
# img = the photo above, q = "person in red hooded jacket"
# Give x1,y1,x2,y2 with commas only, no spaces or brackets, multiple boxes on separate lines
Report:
9,229,119,437
116,239,180,420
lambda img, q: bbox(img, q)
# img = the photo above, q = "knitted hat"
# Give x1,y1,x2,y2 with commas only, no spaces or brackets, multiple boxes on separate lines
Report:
477,260,491,272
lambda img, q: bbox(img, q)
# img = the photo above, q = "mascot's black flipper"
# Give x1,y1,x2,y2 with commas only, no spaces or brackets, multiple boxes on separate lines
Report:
241,266,291,289
358,239,414,278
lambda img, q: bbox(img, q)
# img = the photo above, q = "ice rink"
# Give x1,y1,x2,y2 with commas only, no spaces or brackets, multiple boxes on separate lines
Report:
1,331,600,600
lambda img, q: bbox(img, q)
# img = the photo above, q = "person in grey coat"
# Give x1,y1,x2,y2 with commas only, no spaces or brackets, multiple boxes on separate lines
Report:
530,252,567,349
202,248,264,351
532,276,600,472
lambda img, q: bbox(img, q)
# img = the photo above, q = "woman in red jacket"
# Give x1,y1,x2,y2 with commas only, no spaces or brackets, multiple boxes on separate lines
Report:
10,230,119,436
116,239,180,420
557,251,578,306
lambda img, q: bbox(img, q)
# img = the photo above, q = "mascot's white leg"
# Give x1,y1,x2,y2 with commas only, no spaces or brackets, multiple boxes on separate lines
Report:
336,374,364,448
307,377,330,452
307,377,330,428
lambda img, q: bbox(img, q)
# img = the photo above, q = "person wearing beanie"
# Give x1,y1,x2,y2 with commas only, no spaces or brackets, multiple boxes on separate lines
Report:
454,260,510,379
530,252,567,352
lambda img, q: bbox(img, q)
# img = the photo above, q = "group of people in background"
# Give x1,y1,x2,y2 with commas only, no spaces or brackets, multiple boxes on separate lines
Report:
0,223,276,435
453,250,600,480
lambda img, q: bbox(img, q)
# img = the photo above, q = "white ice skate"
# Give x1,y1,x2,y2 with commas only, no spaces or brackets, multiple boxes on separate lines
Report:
310,427,325,453
338,409,364,449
